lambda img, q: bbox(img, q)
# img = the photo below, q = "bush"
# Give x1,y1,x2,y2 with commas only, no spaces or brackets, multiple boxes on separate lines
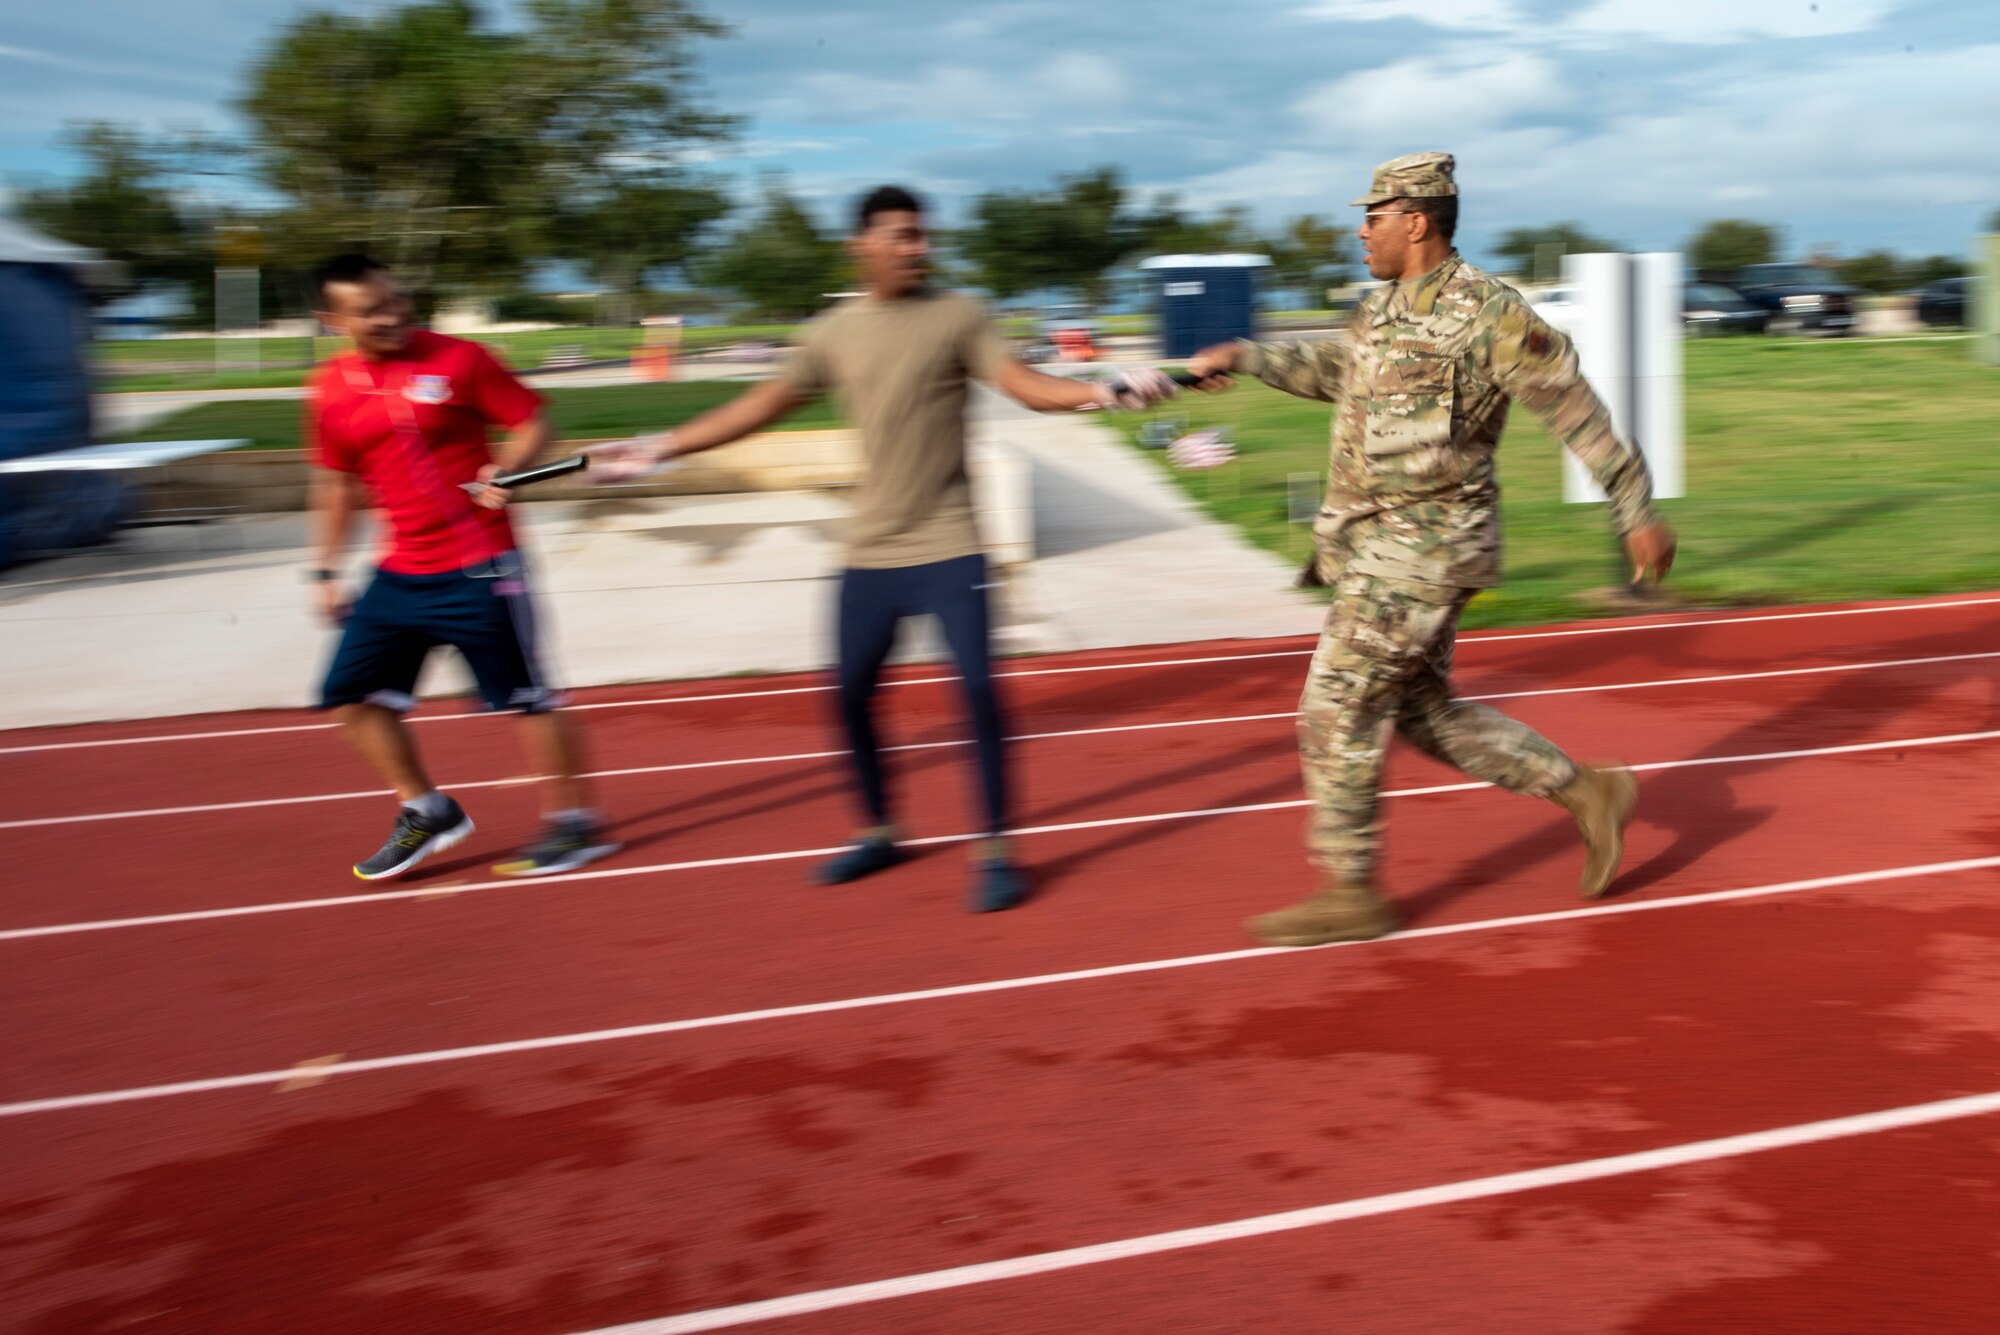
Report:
490,292,592,325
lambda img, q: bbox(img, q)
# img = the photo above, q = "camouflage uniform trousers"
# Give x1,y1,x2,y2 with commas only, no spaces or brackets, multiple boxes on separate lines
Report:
1300,570,1579,882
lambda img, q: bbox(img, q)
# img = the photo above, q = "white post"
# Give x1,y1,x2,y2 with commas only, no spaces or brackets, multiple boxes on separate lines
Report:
214,266,260,376
1561,252,1631,504
1559,251,1684,502
1978,234,1999,368
1632,252,1684,499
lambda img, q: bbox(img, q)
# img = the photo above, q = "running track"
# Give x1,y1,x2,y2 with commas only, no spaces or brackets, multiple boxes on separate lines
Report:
4,593,2000,1333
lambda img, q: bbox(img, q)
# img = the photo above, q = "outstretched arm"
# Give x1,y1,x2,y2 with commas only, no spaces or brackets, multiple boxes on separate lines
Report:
988,359,1181,413
664,377,809,457
586,378,809,480
1189,336,1350,403
1470,295,1676,583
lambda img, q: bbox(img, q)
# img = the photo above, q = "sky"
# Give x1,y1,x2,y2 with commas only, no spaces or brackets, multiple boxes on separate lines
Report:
3,0,1997,268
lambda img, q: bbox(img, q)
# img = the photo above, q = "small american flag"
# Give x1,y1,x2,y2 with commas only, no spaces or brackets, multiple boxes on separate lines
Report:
1167,428,1236,470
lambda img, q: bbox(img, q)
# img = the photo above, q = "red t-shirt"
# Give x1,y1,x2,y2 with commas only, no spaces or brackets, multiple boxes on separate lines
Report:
310,330,543,574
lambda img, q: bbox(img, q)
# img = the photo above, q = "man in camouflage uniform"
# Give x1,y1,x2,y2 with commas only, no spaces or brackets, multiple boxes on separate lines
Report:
1188,151,1677,948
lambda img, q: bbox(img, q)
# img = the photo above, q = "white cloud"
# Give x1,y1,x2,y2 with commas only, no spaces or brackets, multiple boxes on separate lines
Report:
1165,148,1359,213
1294,0,1523,30
0,42,226,89
745,137,841,156
1040,52,1133,106
1166,39,2000,253
627,136,839,169
1560,0,1904,44
1293,49,1568,141
792,66,1026,123
788,52,1136,125
0,86,228,148
1542,42,2000,213
1295,0,1903,45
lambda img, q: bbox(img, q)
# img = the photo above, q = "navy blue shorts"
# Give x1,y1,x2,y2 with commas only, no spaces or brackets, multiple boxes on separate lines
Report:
318,552,562,715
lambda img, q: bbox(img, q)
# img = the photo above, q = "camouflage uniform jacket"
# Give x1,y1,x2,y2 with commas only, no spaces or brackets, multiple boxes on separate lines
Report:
1238,251,1660,589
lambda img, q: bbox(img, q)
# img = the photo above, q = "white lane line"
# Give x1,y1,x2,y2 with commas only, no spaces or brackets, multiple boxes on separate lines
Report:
5,726,1998,944
4,854,1996,1119
11,649,1998,830
580,1085,2000,1334
0,714,1287,831
0,651,1308,755
9,594,1998,755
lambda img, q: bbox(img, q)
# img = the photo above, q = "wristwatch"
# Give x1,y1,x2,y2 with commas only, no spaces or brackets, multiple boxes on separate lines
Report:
305,568,339,583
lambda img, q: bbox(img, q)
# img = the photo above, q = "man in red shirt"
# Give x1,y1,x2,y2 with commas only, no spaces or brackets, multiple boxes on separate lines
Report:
308,253,615,880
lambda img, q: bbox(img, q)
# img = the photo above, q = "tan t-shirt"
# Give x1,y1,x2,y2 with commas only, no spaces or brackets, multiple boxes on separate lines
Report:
784,288,1010,568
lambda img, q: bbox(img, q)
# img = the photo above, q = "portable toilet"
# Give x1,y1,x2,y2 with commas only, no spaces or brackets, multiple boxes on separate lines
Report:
0,219,129,568
1139,254,1271,359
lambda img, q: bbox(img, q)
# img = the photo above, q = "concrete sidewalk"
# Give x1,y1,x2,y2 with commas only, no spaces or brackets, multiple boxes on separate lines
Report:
2,393,1318,730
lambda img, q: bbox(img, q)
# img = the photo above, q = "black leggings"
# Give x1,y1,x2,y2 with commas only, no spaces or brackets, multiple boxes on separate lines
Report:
834,553,1008,837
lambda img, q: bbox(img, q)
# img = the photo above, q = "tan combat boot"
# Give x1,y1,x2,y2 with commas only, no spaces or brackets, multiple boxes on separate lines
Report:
1247,881,1398,948
1551,764,1638,899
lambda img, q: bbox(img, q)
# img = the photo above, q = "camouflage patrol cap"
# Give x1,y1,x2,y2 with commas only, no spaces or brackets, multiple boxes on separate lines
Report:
1352,151,1457,206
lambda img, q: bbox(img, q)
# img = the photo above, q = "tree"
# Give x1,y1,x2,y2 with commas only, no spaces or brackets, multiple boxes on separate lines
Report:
917,227,979,291
1261,214,1352,301
550,180,732,324
1489,223,1622,280
1688,219,1780,274
10,123,293,325
15,123,198,293
1834,250,1905,294
1985,208,2000,234
237,0,734,301
701,182,845,320
1907,255,1966,286
1130,194,1258,256
960,168,1141,307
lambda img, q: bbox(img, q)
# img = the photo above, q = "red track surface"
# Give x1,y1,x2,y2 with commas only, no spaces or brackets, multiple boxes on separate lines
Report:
5,593,2000,1333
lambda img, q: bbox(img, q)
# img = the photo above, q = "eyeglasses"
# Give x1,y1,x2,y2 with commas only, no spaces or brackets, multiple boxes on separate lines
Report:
1361,210,1414,229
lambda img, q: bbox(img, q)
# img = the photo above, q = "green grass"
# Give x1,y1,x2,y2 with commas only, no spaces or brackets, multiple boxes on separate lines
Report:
91,325,807,393
108,380,845,452
98,313,1355,390
1113,336,2000,627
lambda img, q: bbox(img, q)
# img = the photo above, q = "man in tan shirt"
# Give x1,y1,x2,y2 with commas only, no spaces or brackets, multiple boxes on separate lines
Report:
594,185,1176,911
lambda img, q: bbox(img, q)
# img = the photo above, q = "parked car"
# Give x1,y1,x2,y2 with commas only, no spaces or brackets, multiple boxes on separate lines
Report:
1524,284,1580,334
1915,276,1972,327
1528,283,1765,339
1682,282,1770,336
1727,263,1859,336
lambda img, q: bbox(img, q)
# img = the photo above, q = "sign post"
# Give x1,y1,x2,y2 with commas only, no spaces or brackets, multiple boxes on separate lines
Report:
1560,251,1684,504
1976,234,1999,368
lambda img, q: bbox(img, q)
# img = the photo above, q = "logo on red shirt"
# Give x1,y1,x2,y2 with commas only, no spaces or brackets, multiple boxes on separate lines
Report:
404,374,453,405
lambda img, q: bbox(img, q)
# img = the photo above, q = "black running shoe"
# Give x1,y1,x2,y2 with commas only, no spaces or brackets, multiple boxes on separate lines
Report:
492,816,622,877
968,859,1032,913
814,835,904,885
353,800,474,881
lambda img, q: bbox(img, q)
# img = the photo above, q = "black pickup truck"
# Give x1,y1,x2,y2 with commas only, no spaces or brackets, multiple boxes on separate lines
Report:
1724,263,1860,336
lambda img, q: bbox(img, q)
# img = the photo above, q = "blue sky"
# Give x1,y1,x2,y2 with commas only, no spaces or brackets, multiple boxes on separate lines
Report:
4,0,1997,267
